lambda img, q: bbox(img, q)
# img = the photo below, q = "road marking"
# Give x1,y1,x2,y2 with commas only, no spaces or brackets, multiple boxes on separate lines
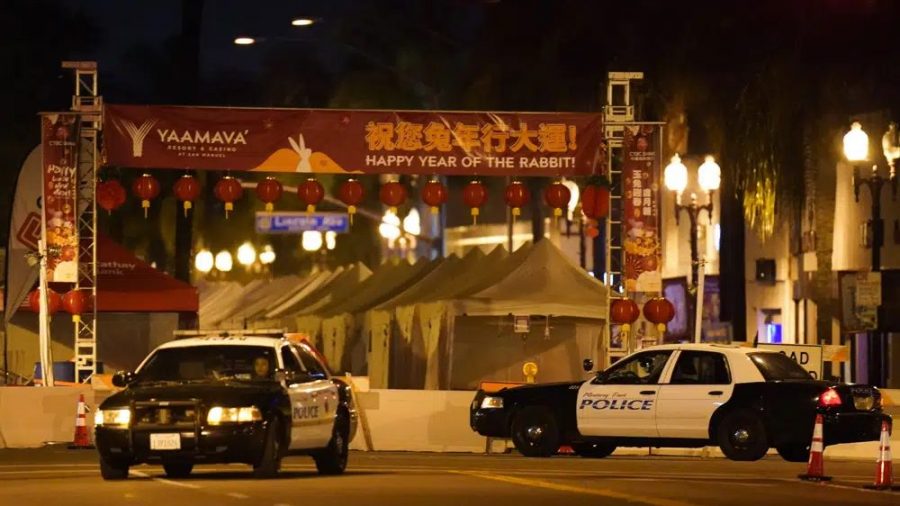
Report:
455,470,696,506
227,492,249,499
131,470,201,489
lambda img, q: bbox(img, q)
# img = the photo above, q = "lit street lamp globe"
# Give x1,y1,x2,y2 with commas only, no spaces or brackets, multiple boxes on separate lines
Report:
325,231,337,251
843,121,869,162
402,208,421,236
259,245,276,265
698,155,721,192
379,210,401,242
236,242,257,266
214,251,233,272
194,250,214,273
291,18,314,26
302,231,324,252
664,154,688,194
234,36,255,46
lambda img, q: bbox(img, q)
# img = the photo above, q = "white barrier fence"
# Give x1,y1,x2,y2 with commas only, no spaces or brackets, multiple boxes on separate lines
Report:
0,386,896,462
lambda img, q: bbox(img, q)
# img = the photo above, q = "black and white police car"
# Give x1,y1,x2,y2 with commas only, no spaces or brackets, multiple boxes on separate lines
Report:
94,332,357,480
471,343,890,461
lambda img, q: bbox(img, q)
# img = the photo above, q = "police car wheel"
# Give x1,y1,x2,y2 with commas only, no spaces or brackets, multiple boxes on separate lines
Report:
162,461,193,478
511,406,560,457
99,457,129,480
572,442,616,459
775,443,810,463
314,411,349,475
716,409,768,461
253,417,283,479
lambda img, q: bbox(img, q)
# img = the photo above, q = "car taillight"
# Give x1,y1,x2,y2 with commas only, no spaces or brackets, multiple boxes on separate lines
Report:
818,387,842,408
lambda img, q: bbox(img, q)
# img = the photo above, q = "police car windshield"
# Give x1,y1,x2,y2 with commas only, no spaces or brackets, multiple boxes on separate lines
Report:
749,352,812,381
137,345,277,383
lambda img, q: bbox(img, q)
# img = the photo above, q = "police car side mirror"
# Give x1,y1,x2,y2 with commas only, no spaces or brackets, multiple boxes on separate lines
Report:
112,371,135,388
274,369,290,383
583,359,594,372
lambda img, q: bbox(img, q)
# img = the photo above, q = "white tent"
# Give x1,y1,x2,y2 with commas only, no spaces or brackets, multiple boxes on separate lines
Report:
199,279,263,328
261,268,342,322
293,263,372,347
315,258,437,373
216,275,305,329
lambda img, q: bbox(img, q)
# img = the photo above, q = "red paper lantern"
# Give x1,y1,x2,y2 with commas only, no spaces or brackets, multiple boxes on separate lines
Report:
214,176,243,218
421,179,448,215
28,288,61,315
504,180,530,219
643,297,676,334
581,184,610,220
610,298,640,328
338,179,365,224
462,180,488,224
62,289,89,323
298,178,325,213
256,177,283,212
544,181,571,218
132,174,160,218
379,181,407,214
173,175,201,217
97,179,127,214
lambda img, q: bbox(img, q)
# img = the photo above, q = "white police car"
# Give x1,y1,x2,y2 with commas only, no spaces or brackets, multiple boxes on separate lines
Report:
470,343,889,461
95,332,357,479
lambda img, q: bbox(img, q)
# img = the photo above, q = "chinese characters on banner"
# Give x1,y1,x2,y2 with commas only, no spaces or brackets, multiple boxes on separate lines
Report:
41,113,80,283
104,105,606,176
622,125,661,293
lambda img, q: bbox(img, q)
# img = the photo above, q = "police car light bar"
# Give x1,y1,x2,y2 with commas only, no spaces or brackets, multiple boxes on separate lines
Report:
173,329,286,339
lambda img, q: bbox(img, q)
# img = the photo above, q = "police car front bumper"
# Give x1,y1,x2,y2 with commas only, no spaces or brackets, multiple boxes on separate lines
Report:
823,411,891,445
95,422,267,465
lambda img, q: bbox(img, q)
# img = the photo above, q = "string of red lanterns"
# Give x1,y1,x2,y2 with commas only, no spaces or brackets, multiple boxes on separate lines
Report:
98,175,616,228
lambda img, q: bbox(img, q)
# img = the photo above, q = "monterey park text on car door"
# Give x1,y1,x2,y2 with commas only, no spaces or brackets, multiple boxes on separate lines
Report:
471,344,890,461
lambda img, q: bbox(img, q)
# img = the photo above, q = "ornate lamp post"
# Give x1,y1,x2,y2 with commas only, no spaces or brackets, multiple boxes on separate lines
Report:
664,155,721,286
664,154,720,343
842,121,898,387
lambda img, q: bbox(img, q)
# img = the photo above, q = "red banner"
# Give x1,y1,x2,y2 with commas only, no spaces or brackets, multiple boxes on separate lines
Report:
623,125,661,293
41,113,80,283
104,105,605,176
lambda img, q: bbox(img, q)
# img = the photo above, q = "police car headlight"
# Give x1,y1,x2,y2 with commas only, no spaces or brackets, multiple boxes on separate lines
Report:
207,406,262,425
94,408,131,427
480,396,504,409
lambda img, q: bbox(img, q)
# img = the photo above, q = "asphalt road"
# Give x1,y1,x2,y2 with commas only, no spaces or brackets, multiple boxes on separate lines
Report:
0,448,896,506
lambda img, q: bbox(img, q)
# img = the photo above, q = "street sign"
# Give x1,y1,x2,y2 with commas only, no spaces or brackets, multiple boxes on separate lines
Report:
255,212,349,234
757,343,823,380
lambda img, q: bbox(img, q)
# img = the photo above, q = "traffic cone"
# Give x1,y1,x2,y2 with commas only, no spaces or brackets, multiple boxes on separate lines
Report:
798,413,831,481
68,394,94,449
865,420,895,490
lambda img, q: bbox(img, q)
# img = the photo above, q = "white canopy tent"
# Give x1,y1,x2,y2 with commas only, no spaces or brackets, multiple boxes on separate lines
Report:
293,263,373,345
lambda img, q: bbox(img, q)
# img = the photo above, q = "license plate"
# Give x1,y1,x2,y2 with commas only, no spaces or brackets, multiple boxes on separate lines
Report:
853,396,874,411
150,433,181,450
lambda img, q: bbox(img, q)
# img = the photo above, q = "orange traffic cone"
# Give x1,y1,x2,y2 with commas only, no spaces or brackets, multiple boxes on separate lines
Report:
68,394,94,449
798,413,831,482
865,420,895,490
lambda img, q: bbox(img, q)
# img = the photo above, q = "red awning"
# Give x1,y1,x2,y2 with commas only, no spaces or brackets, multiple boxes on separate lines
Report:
95,234,198,312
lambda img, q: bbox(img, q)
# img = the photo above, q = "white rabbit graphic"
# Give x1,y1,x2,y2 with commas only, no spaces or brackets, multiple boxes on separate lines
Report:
288,133,313,172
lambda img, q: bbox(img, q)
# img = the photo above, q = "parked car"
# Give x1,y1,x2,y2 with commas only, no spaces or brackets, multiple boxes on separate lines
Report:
470,343,889,461
94,331,357,480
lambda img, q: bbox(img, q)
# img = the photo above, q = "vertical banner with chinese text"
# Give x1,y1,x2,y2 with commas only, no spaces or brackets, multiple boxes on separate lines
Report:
623,125,661,293
41,113,80,283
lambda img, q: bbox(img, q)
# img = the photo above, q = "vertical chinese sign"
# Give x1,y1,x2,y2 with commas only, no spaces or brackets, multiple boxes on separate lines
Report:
41,113,80,283
622,125,661,293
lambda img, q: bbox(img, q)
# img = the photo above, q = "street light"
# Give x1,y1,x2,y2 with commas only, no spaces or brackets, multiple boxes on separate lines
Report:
325,231,337,250
665,154,720,344
234,37,256,45
259,245,276,265
841,121,898,387
664,154,719,287
237,242,257,266
302,231,324,252
214,251,233,272
194,249,214,274
291,18,315,26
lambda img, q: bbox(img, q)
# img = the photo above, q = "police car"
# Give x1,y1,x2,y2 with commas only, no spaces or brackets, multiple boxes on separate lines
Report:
470,343,890,461
94,331,357,480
